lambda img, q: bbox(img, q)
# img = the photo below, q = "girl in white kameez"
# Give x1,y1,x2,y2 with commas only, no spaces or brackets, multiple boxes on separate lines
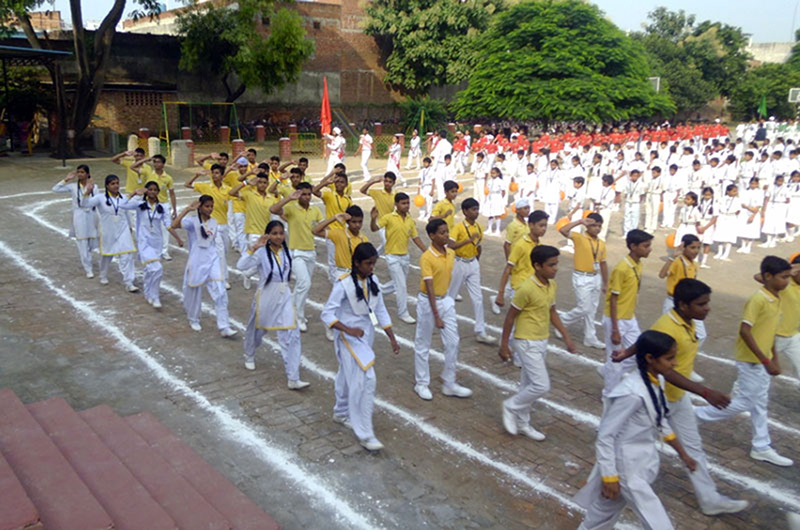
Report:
51,165,98,278
486,167,507,235
674,192,700,244
786,171,800,241
321,242,400,451
127,181,184,309
82,175,138,292
575,330,696,530
697,187,717,269
172,196,237,337
712,184,740,261
386,135,405,186
237,220,309,390
738,177,764,254
760,175,790,247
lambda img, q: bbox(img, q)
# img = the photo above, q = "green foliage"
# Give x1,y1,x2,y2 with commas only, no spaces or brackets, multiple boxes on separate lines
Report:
364,0,501,95
0,66,51,120
398,97,449,134
729,64,800,121
177,0,314,102
452,0,674,123
787,29,800,71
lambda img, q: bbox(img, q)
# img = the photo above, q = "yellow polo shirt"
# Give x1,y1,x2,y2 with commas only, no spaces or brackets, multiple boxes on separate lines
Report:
223,170,247,213
193,181,231,225
735,288,780,363
327,228,369,269
239,187,276,235
377,212,418,255
321,189,353,229
450,220,482,259
511,276,557,340
571,232,606,274
507,235,539,290
121,159,145,194
368,188,396,217
777,279,800,337
140,167,174,204
431,198,456,229
419,246,455,296
604,257,642,320
277,182,295,199
651,310,698,402
504,217,527,246
283,202,322,250
665,256,698,296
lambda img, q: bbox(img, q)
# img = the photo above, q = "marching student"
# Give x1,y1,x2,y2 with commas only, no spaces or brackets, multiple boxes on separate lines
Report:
185,165,233,289
760,174,790,248
360,171,397,255
447,198,496,345
643,166,664,234
712,184,740,261
313,171,354,284
472,152,489,205
324,127,347,175
312,206,369,280
557,214,608,350
222,158,253,253
355,127,373,180
695,256,794,467
371,192,427,324
430,180,459,230
622,169,644,235
237,221,310,390
406,129,421,170
661,163,685,229
52,165,98,278
270,183,323,334
111,147,147,229
171,196,237,337
228,170,277,290
387,134,405,186
486,167,507,235
81,175,138,292
413,219,471,400
131,154,177,260
774,255,800,378
601,229,653,396
788,171,800,241
493,210,549,315
561,176,587,252
320,242,400,451
499,245,576,440
127,182,183,308
576,331,696,530
538,158,562,224
674,192,701,243
593,174,617,241
417,156,435,220
196,151,229,172
503,198,531,260
738,177,763,254
697,187,717,269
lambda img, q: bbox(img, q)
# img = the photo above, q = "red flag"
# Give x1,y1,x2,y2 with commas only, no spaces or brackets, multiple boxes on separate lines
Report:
320,76,331,136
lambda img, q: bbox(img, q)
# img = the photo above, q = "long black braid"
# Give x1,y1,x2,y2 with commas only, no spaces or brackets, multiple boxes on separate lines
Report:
263,220,292,286
634,330,674,429
139,182,164,214
104,174,119,206
76,164,93,209
197,194,213,239
350,242,380,301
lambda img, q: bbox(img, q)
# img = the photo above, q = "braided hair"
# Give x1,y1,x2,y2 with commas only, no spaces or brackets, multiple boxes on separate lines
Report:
104,174,119,206
197,194,214,239
139,181,164,214
634,330,675,428
76,164,92,208
263,220,292,286
350,242,379,301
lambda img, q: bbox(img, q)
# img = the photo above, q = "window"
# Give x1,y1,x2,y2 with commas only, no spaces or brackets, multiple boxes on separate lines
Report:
313,21,320,30
124,92,163,107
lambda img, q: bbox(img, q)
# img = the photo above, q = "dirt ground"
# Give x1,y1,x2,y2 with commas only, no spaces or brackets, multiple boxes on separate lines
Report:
0,148,798,529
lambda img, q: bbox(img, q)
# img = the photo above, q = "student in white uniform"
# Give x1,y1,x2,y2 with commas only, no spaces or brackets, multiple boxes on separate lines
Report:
386,135,404,185
325,127,347,175
760,175,790,247
52,165,98,278
697,187,717,269
356,127,373,181
674,192,700,243
486,167,508,235
643,166,664,233
406,129,422,170
417,157,435,220
172,196,237,337
575,330,696,530
320,242,400,451
81,175,138,292
622,169,644,235
712,184,740,261
787,171,800,241
237,220,309,389
593,174,617,241
538,159,562,224
738,177,763,254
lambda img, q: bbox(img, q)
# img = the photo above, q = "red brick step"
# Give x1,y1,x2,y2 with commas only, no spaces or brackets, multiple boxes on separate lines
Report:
0,450,41,530
126,412,280,530
0,389,112,530
27,398,177,530
80,404,231,530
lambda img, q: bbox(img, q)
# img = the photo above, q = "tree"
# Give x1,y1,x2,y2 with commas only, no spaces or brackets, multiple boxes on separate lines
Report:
177,0,313,103
1,0,161,157
364,0,501,95
787,29,800,71
452,0,674,123
729,64,800,121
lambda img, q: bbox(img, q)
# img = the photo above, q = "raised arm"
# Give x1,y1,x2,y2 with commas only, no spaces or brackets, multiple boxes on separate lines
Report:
658,257,674,279
359,175,383,195
312,173,335,197
270,190,301,216
184,171,206,189
130,156,152,173
312,213,349,237
172,200,200,230
111,151,132,165
559,217,585,238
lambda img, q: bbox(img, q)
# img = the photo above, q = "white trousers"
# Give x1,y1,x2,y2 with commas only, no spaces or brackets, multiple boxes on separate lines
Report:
419,186,433,219
333,340,377,441
544,202,559,224
376,227,386,256
291,249,316,324
143,260,163,304
183,279,230,330
214,227,230,282
662,191,677,227
601,316,640,397
414,294,459,386
232,212,247,253
598,208,613,241
776,334,800,378
447,258,485,334
361,150,371,179
75,238,97,275
406,148,420,170
100,253,135,286
243,233,261,280
384,253,410,317
505,339,549,424
160,202,172,256
644,194,660,233
579,482,672,530
243,305,301,381
326,239,337,284
326,154,342,175
623,203,641,235
561,272,602,343
695,361,772,451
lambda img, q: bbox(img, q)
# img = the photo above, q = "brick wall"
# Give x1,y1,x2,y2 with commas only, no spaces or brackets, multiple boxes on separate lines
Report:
93,92,179,137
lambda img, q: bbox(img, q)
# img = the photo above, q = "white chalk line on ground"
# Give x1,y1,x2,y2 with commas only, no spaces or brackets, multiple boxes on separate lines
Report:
24,198,800,510
0,239,379,530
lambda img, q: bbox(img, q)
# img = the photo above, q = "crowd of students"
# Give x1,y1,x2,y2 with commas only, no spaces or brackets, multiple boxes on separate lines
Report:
50,120,800,528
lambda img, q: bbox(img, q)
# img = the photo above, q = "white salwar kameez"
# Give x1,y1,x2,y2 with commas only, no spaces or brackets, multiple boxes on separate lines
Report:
81,193,136,287
52,179,98,275
181,217,231,330
130,199,171,305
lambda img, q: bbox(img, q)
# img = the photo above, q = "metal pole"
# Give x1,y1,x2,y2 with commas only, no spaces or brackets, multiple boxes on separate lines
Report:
2,58,13,152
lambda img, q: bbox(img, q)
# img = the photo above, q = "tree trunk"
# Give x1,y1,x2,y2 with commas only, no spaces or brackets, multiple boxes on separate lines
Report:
222,71,247,103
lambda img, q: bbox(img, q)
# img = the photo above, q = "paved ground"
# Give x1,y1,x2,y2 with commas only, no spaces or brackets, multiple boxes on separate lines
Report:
0,149,799,529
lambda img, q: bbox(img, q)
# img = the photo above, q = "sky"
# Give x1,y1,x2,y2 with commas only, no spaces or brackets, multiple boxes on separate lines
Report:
48,0,796,43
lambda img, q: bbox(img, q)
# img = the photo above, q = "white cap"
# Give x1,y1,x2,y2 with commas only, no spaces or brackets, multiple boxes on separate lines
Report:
333,126,342,134
236,156,248,165
515,198,530,209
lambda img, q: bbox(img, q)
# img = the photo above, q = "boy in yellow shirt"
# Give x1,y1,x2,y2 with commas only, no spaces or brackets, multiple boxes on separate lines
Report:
312,205,369,279
314,170,354,284
774,255,800,377
493,210,549,314
229,172,278,290
503,198,531,259
131,154,176,260
360,171,397,255
429,180,459,229
695,256,794,467
499,245,576,440
224,157,253,253
413,219,469,400
112,147,147,230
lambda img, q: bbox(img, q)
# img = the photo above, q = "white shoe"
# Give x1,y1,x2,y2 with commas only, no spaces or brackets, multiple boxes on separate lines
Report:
712,254,720,260
414,384,433,401
225,282,231,290
490,295,501,315
455,294,463,301
326,327,335,341
162,253,172,261
244,361,256,371
288,379,310,390
99,278,109,285
243,275,251,290
332,414,353,429
190,322,202,332
700,264,711,269
476,333,497,345
750,447,793,467
583,338,606,350
518,423,546,441
298,319,308,332
700,497,749,516
689,371,704,383
220,327,238,338
359,438,384,451
152,299,162,309
502,402,518,435
86,271,94,279
399,313,416,324
442,383,472,398
758,242,770,248
126,284,139,293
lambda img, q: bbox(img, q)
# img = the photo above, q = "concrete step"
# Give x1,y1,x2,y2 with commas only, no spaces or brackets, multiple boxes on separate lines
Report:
80,405,231,530
0,389,112,530
0,450,41,530
27,398,177,530
126,412,280,530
